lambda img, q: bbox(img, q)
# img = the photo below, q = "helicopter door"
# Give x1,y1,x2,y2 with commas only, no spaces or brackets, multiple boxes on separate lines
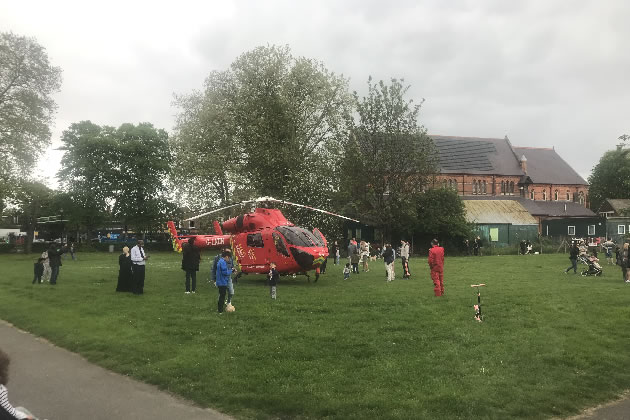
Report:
313,228,327,248
240,232,266,271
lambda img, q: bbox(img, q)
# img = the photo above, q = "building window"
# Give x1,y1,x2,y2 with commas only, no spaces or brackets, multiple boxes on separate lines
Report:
578,191,585,205
442,179,448,189
566,191,570,201
472,180,477,195
509,181,515,194
588,225,595,235
530,190,535,200
568,226,576,236
188,220,195,229
500,181,505,195
618,225,626,235
542,190,547,201
554,190,558,201
452,179,457,191
482,180,487,194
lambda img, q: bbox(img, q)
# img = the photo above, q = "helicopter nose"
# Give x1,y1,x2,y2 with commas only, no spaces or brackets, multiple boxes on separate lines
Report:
290,248,314,270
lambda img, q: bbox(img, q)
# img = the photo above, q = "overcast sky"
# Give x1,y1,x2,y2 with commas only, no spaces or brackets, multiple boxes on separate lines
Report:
2,0,629,186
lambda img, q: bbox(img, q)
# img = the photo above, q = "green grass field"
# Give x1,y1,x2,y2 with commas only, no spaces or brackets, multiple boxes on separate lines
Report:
1,251,629,419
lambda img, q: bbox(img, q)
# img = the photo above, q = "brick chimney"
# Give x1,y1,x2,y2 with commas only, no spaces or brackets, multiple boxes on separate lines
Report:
519,155,527,174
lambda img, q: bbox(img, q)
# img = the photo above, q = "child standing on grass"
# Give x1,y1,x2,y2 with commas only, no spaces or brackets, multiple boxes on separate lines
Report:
32,258,44,284
0,348,34,419
343,263,351,280
268,262,279,299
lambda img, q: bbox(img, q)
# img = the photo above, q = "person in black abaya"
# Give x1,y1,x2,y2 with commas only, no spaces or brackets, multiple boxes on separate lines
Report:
116,246,133,292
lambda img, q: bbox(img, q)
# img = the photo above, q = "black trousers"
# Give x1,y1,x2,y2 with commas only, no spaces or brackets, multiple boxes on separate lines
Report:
50,266,60,284
32,274,42,284
132,264,145,294
185,269,197,292
218,286,228,312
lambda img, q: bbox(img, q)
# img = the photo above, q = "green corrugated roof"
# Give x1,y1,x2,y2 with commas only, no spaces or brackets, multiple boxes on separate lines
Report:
464,200,538,225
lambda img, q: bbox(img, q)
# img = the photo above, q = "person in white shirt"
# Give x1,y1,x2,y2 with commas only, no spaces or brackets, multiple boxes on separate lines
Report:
130,239,149,294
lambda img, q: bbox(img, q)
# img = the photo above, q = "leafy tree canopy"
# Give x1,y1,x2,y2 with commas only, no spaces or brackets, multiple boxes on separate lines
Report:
0,32,62,211
588,135,630,210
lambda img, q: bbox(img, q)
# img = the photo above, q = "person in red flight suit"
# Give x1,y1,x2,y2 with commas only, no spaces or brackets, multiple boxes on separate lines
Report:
428,238,445,297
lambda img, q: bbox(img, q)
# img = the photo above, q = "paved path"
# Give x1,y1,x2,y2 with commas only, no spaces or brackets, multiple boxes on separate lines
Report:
565,392,630,420
0,320,231,420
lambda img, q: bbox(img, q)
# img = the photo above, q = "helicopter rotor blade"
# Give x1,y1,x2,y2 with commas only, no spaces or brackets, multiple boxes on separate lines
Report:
274,199,361,223
184,201,256,221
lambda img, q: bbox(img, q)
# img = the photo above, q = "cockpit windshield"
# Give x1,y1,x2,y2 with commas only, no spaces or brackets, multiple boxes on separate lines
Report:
276,226,322,248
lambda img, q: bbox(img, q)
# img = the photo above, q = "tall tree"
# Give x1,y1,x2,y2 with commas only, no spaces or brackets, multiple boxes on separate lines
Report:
58,121,174,238
58,121,117,237
0,32,62,212
113,123,174,234
171,45,353,233
340,78,438,240
13,180,53,253
588,135,630,210
414,188,471,251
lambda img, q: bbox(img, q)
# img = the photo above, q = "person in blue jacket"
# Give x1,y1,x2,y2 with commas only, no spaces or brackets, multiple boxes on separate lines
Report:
216,250,233,313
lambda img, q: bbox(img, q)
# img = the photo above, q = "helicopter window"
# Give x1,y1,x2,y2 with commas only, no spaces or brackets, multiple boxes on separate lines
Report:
272,232,290,257
247,233,264,248
276,226,320,247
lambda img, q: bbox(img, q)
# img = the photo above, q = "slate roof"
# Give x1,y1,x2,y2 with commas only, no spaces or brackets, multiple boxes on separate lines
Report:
463,196,596,217
431,135,523,175
463,200,538,225
430,135,588,186
601,199,630,214
513,147,587,185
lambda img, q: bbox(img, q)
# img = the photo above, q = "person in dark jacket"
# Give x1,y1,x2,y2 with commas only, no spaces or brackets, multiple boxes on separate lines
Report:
47,243,63,285
181,237,201,294
32,258,44,284
564,242,579,274
116,246,133,292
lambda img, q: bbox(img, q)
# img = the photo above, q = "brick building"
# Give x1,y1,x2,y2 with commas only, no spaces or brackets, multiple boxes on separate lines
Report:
431,135,589,206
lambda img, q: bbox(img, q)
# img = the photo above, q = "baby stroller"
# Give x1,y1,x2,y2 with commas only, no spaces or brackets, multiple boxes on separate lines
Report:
578,255,602,276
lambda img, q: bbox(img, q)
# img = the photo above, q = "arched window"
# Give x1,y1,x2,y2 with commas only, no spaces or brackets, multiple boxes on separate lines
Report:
578,191,585,205
448,179,452,189
566,191,570,201
501,181,505,195
442,179,448,189
452,179,458,191
509,181,515,194
472,180,478,195
482,180,487,194
530,190,535,200
542,190,547,201
554,190,558,201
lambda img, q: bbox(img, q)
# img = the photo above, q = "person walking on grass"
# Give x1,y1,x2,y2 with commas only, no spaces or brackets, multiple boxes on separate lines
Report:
216,250,233,313
32,257,44,284
400,240,410,278
564,242,579,274
360,240,370,272
343,263,351,280
268,262,279,299
383,243,395,282
428,239,445,297
351,250,360,274
181,237,200,294
47,243,63,285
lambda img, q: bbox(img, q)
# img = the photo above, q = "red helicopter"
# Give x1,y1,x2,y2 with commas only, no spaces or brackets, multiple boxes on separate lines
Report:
167,197,359,281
